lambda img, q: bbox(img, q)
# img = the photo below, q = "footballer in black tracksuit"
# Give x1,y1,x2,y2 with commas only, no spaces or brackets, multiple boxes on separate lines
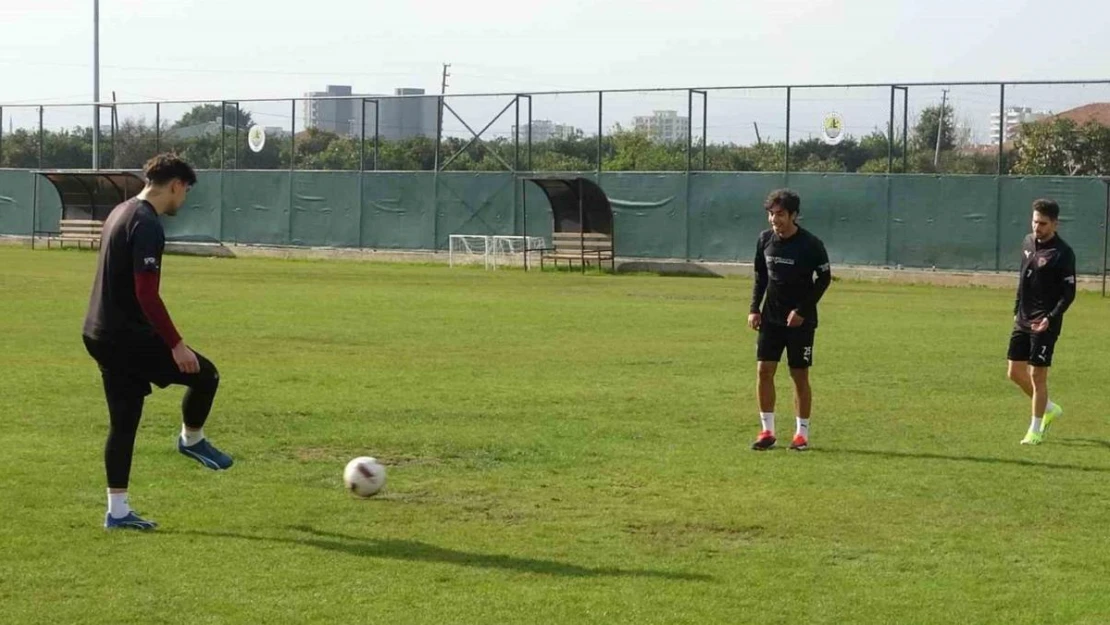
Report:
1008,232,1076,367
750,227,832,368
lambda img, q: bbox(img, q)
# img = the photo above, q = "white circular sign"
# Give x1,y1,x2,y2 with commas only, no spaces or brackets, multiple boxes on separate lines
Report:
821,112,845,145
247,125,266,153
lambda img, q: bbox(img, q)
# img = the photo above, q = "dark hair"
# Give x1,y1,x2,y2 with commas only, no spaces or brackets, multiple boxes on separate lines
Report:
143,153,197,187
764,188,801,215
1032,198,1060,221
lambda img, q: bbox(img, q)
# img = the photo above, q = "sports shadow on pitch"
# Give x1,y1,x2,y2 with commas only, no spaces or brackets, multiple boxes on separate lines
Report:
1053,437,1110,450
824,448,1110,473
170,526,712,582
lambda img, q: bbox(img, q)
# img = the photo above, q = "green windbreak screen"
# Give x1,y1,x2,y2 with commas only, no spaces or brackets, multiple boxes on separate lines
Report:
2,169,1106,274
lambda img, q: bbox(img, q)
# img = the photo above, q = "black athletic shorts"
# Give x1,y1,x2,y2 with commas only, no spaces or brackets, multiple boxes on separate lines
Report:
1007,329,1058,368
83,334,218,399
757,323,815,369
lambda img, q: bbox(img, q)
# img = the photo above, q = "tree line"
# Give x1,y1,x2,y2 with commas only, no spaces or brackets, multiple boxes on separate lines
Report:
1,103,1107,176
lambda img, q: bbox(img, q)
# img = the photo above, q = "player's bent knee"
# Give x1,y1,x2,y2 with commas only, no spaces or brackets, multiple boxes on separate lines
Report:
191,360,220,392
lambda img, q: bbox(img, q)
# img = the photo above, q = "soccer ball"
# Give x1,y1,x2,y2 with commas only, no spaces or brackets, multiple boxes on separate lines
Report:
343,456,386,498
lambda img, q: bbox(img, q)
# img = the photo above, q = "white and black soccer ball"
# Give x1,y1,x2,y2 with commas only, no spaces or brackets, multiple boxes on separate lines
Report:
343,456,386,498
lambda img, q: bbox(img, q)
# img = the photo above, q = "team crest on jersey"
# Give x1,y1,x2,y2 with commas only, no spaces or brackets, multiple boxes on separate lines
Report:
1037,256,1048,268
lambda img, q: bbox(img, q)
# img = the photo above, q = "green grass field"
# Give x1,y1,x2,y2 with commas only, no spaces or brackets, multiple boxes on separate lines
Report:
2,245,1109,625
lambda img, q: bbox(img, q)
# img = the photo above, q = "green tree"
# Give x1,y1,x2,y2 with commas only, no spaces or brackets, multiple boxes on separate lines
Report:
173,103,255,130
1011,118,1110,176
912,103,956,153
603,128,686,171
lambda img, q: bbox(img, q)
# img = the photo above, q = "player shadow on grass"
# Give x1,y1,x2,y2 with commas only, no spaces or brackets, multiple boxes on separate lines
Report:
169,526,713,581
1053,437,1110,450
824,447,1110,472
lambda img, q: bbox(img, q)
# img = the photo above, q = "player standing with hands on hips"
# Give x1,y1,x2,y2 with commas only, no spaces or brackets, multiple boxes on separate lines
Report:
1007,198,1075,446
748,189,832,452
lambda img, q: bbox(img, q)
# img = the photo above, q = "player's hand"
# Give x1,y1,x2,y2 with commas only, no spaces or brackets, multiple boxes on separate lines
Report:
747,313,761,330
172,342,200,374
787,310,805,327
1031,317,1050,333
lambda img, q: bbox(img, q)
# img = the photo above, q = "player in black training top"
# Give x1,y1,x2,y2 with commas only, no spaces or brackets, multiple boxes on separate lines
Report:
82,154,233,531
1007,199,1076,446
748,189,831,452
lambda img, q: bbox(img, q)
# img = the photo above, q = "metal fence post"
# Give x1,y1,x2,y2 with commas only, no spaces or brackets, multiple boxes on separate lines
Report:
997,83,1006,175
784,87,791,178
38,106,44,169
1102,178,1110,297
888,86,895,173
597,91,603,174
154,102,160,154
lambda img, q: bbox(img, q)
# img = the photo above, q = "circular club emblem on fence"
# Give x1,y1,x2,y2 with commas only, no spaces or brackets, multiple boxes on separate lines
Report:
248,125,266,153
821,112,844,145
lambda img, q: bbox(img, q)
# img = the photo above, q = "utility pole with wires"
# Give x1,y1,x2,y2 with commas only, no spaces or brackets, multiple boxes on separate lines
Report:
438,63,451,125
934,88,949,168
434,63,450,171
440,63,451,95
438,63,450,140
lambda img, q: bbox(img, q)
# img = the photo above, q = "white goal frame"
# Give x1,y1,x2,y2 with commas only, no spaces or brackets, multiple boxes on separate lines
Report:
448,234,493,268
490,235,547,269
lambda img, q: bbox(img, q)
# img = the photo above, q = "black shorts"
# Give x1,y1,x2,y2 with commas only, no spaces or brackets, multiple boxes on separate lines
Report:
757,324,816,369
1007,329,1058,367
83,334,218,399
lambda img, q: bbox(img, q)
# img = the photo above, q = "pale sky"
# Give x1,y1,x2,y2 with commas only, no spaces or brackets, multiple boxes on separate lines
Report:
1,0,1108,144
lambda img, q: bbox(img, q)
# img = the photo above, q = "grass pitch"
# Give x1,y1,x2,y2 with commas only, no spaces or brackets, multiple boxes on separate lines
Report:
1,246,1109,625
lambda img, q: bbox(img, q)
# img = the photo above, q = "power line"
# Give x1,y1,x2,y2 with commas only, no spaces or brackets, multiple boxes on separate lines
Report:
0,57,435,79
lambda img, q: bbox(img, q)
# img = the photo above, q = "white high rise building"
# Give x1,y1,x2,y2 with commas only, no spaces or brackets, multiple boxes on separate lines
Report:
989,107,1049,143
632,110,690,143
511,120,583,143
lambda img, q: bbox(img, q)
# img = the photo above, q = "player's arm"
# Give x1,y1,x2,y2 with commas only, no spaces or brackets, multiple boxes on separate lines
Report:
1046,247,1077,321
131,221,197,373
790,241,832,326
810,242,833,305
749,235,767,329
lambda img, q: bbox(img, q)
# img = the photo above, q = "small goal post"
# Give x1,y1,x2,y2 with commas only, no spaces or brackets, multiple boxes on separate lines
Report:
490,235,546,269
448,234,492,268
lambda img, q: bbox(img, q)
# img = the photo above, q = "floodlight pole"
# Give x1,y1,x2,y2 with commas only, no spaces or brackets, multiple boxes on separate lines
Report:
92,0,100,170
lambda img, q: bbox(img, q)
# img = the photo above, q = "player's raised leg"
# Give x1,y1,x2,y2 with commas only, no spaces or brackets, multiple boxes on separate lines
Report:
174,350,233,470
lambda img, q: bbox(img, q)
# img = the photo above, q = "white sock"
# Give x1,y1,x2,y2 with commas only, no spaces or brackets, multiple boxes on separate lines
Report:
1029,416,1043,434
759,412,775,434
181,425,205,447
796,417,810,439
1046,400,1059,414
107,490,131,519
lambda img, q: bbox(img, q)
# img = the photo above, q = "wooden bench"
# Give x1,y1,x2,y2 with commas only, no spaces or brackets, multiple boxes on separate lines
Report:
540,232,615,272
51,219,104,250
